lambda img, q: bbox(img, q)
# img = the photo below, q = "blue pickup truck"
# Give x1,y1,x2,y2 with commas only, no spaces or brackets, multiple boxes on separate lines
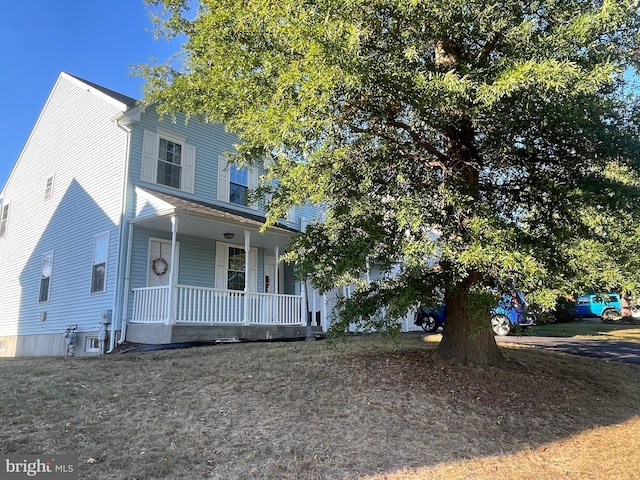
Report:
575,293,622,320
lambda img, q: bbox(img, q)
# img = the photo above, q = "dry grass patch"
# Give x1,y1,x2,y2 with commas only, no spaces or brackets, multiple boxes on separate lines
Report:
582,328,640,341
1,334,639,479
531,321,640,342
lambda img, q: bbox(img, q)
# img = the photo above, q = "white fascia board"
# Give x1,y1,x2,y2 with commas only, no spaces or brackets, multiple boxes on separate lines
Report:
112,106,141,126
61,72,131,112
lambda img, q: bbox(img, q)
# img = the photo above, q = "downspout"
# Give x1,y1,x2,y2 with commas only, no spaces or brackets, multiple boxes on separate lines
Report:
116,222,134,345
109,115,132,353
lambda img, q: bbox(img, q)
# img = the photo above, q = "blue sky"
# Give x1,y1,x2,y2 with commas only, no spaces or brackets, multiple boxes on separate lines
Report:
0,0,181,189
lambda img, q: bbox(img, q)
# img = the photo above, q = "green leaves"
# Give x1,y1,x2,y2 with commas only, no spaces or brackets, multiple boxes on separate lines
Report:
479,60,617,105
141,0,640,332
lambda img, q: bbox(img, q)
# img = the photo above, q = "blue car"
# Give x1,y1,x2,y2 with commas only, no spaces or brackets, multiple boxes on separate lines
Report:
414,305,446,333
575,293,622,320
414,290,536,336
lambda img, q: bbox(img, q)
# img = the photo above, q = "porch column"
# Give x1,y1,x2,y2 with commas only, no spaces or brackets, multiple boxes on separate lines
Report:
274,246,280,295
243,229,251,325
304,279,315,341
166,215,178,325
300,280,307,326
322,292,328,332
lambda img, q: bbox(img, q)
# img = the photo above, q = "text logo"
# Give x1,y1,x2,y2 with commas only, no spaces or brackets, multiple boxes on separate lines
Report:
1,456,77,479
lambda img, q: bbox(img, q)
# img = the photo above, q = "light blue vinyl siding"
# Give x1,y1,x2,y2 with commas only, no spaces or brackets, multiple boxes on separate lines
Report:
176,235,216,287
129,228,270,291
128,109,312,231
126,226,271,320
130,110,239,206
129,229,217,290
1,72,324,352
0,74,128,337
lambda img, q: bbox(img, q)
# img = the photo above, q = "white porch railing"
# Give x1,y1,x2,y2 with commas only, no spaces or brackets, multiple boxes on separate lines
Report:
131,285,170,323
130,285,303,325
245,292,302,325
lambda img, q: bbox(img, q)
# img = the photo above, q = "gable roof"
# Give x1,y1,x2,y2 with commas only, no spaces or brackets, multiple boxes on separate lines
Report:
2,73,140,196
65,73,139,109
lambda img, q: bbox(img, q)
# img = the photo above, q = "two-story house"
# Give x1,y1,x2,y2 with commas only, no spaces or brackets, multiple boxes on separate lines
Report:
0,72,332,357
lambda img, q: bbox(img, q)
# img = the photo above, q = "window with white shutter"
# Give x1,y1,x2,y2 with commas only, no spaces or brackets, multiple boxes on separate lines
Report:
217,158,259,208
141,129,195,194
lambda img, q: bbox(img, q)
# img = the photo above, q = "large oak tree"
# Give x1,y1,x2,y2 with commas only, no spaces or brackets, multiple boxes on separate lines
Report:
141,0,640,365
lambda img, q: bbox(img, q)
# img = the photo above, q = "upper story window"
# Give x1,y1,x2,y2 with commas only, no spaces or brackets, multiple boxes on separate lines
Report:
44,176,54,200
229,165,248,206
0,203,9,238
157,138,182,189
91,233,109,294
141,129,195,194
217,155,259,208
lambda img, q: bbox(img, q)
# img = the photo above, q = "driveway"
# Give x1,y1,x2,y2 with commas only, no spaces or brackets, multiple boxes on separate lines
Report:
497,336,640,365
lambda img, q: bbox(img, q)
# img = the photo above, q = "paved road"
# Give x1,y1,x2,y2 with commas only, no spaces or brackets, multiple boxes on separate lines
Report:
497,336,640,365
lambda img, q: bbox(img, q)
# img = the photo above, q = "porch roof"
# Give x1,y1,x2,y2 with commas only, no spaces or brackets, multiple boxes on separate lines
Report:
132,187,298,250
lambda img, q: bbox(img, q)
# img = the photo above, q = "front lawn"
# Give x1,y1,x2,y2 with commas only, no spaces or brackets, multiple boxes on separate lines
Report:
1,335,639,479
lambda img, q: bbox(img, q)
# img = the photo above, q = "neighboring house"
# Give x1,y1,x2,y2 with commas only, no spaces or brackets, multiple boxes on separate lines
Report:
0,72,332,357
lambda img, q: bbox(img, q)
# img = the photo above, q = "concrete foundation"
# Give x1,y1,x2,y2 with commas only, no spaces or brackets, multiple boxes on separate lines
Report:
0,330,109,357
126,323,322,345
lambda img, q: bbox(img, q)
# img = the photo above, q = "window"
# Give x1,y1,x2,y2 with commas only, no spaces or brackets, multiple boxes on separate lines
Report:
217,156,258,206
157,138,182,189
85,337,99,353
228,247,246,290
229,165,248,206
142,130,195,193
39,252,54,303
44,176,54,200
0,203,8,238
91,233,109,294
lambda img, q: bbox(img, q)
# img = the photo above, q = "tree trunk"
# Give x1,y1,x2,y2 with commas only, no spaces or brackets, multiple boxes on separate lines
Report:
435,275,506,366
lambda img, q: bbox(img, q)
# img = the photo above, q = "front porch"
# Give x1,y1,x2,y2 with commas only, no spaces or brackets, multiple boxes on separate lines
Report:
120,187,326,345
127,284,323,343
131,284,303,326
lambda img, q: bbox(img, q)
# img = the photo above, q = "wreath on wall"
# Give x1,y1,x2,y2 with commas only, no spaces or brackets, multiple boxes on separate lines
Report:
152,257,169,276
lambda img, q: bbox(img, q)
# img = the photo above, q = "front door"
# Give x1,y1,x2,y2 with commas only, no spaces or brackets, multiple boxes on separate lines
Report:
148,239,179,287
264,256,275,294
